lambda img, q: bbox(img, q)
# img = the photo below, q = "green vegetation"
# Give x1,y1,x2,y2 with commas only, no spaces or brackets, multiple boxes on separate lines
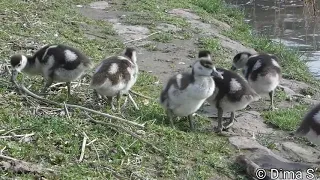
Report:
0,0,318,179
262,105,309,131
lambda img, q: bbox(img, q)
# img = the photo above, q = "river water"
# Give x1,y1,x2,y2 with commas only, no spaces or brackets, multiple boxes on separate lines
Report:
225,0,320,78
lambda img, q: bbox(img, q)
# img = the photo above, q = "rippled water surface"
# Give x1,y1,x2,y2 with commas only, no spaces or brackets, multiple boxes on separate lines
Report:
226,0,320,77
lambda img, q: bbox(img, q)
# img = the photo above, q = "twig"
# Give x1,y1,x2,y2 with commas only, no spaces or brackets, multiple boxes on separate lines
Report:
0,154,55,173
19,133,35,143
78,132,88,163
123,31,160,44
86,139,97,146
50,82,90,89
91,142,100,162
129,90,152,100
85,113,161,153
63,102,70,120
0,133,34,139
128,93,139,110
0,146,6,155
19,84,144,128
0,154,17,161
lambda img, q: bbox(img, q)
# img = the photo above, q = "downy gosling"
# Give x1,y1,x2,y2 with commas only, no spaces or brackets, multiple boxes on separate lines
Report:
10,44,92,97
231,52,281,110
90,47,138,112
203,51,260,133
160,51,223,130
296,103,320,146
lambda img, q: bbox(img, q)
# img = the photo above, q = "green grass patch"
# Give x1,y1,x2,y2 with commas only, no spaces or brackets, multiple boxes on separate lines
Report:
262,105,309,131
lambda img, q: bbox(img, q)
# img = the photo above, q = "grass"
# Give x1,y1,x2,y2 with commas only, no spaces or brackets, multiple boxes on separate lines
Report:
0,0,319,179
262,105,309,131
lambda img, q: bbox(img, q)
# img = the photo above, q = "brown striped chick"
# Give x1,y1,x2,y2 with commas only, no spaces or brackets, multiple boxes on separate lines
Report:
90,48,138,111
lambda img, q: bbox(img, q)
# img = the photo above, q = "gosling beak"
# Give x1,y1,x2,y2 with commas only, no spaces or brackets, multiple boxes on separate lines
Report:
211,67,223,79
230,65,237,71
11,69,18,83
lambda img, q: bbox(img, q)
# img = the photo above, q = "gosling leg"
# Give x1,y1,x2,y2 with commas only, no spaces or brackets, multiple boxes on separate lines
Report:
223,111,235,130
268,90,278,110
188,114,195,131
214,107,223,133
66,82,71,98
167,109,174,128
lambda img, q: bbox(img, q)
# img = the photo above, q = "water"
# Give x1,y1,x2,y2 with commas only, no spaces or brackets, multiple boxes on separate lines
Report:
226,0,320,78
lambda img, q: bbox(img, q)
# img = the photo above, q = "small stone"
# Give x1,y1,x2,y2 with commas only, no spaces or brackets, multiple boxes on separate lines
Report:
22,136,32,143
142,99,149,105
76,5,83,8
156,23,181,33
282,142,320,163
148,71,152,73
178,62,185,65
285,95,293,101
89,1,110,10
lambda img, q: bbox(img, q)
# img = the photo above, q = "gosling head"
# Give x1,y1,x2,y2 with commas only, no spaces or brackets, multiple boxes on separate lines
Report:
192,59,223,79
231,52,252,71
10,54,28,82
124,47,137,63
198,50,212,60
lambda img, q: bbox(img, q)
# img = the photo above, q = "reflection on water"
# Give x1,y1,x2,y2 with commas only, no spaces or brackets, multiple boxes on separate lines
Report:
226,0,320,77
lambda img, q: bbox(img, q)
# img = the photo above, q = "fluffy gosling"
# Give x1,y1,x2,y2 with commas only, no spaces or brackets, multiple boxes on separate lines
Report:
231,52,281,110
202,51,260,133
296,103,320,146
10,44,92,97
90,47,138,112
160,51,223,130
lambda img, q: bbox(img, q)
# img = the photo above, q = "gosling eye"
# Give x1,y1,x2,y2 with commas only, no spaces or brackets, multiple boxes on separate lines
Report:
17,63,21,67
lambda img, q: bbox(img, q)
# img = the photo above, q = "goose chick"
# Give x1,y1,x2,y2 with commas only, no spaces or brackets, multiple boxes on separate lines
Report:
202,52,260,133
231,52,281,110
296,103,320,146
160,52,223,130
90,47,138,112
10,44,92,97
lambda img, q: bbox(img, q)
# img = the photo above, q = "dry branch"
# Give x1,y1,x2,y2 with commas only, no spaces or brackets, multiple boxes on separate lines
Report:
0,154,54,174
85,113,161,153
2,127,25,135
0,133,34,139
128,93,139,110
18,84,144,128
78,132,88,163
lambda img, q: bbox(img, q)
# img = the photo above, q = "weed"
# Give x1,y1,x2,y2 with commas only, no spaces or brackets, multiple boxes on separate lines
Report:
262,105,309,131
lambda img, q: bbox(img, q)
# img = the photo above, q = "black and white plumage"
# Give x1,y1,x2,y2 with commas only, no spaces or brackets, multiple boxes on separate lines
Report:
201,52,260,133
160,51,224,130
231,52,282,110
90,47,138,111
10,44,92,97
296,104,320,146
